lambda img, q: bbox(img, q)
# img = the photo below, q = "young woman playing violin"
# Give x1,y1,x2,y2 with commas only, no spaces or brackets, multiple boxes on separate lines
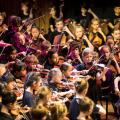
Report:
70,25,94,55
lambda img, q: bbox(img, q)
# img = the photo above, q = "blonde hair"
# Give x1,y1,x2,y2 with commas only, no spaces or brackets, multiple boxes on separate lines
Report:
31,104,49,120
74,25,84,36
49,101,68,120
89,18,100,32
37,86,51,100
25,54,39,64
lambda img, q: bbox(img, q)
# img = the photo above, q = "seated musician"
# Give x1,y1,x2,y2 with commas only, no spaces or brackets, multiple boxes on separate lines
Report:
31,104,49,120
35,86,52,107
24,54,41,72
67,44,83,67
48,68,74,100
44,49,59,70
49,101,69,120
2,16,22,44
69,80,105,120
3,74,15,92
106,35,114,51
11,61,27,82
109,6,120,27
31,26,43,43
99,45,120,76
76,48,94,72
77,97,94,120
76,48,100,102
51,18,68,45
48,68,63,92
23,72,42,107
3,46,17,64
112,28,120,44
88,18,106,51
69,80,89,120
0,92,17,120
70,25,94,54
60,62,73,81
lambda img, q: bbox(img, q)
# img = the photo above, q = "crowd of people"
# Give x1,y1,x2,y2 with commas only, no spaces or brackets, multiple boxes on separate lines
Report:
0,0,120,120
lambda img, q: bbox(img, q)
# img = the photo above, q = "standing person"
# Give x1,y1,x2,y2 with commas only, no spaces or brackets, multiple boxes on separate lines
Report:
76,6,98,29
19,1,33,23
109,6,120,27
48,6,63,44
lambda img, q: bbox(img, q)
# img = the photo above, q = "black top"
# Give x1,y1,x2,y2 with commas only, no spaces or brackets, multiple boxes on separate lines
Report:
76,63,86,71
0,112,14,120
44,60,54,70
49,17,56,30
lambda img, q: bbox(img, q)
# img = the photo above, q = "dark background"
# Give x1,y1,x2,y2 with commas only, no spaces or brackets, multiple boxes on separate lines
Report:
0,0,119,30
0,0,120,18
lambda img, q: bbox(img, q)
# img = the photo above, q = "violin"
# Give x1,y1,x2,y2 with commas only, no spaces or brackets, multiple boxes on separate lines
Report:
56,81,75,90
10,103,30,120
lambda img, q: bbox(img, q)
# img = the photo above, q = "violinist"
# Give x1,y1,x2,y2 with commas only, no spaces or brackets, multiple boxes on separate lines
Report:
48,68,75,100
44,49,59,70
0,91,17,120
3,74,15,92
23,72,42,107
76,48,94,72
70,25,94,54
88,18,106,51
49,101,69,120
0,46,17,64
11,61,27,82
106,35,115,51
31,104,49,120
31,26,43,45
3,16,22,44
69,80,89,120
35,86,52,108
77,5,98,29
99,45,120,76
76,48,99,103
60,62,73,79
24,54,39,72
67,44,83,67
